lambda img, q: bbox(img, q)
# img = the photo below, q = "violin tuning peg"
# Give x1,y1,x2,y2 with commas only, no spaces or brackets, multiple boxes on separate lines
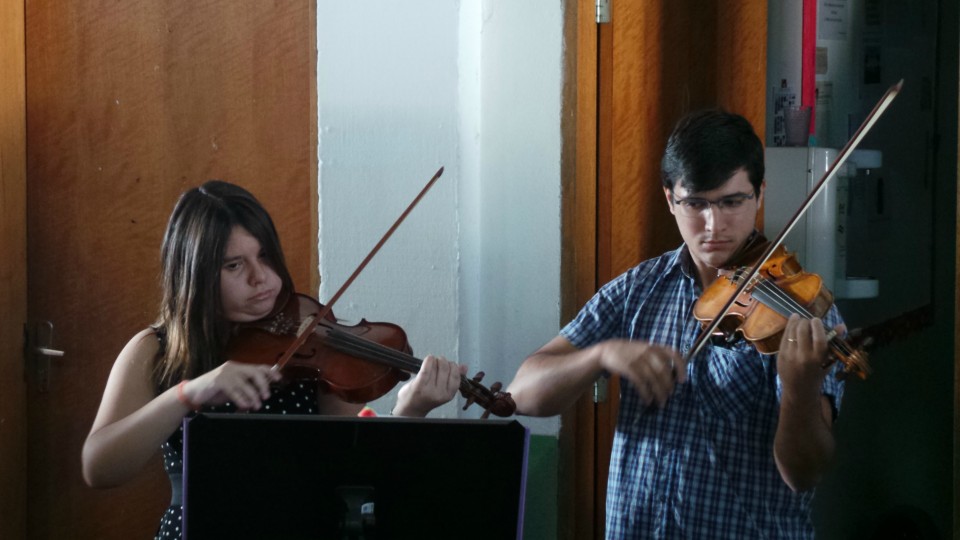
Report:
471,371,486,384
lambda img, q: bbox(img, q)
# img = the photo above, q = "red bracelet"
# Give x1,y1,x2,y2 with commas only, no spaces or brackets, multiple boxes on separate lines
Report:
177,380,201,411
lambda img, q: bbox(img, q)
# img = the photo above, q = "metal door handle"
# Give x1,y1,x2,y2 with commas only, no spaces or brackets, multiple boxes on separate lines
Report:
30,321,64,392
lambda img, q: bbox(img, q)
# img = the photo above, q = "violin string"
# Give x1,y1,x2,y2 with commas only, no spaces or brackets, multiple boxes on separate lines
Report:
321,328,493,401
324,330,496,400
760,280,858,359
744,276,857,358
322,328,422,371
325,332,488,399
733,272,814,319
761,283,854,358
754,278,859,365
725,272,867,376
726,264,866,375
749,278,815,318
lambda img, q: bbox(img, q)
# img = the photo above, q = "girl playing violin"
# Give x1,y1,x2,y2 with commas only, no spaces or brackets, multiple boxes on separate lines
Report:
81,180,464,539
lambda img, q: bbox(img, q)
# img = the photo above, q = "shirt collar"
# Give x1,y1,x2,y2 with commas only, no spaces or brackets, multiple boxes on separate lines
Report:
677,244,698,281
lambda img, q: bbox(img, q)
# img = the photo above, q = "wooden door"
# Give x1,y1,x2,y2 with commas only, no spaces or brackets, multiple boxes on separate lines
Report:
2,2,317,538
0,0,29,538
561,1,767,537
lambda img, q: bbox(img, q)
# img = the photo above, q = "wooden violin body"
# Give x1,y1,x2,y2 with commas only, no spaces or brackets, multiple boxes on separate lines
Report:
693,244,871,379
228,292,412,403
227,292,517,417
683,80,901,381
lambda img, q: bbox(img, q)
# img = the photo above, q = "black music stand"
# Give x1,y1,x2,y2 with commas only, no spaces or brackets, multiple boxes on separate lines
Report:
182,413,529,539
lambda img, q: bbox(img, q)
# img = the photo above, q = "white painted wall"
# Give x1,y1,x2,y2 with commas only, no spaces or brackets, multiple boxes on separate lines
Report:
317,1,562,435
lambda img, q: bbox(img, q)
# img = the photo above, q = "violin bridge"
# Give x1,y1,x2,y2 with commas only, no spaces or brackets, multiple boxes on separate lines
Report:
296,315,316,337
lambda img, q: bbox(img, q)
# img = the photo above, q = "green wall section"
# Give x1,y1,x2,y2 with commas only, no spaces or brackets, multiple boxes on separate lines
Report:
522,434,559,539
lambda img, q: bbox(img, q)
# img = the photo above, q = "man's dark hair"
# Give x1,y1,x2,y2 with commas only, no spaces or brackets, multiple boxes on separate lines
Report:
661,109,764,196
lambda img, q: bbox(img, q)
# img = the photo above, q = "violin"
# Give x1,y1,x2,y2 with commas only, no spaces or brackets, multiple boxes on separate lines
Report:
693,237,871,379
685,79,903,378
224,166,515,418
227,291,517,418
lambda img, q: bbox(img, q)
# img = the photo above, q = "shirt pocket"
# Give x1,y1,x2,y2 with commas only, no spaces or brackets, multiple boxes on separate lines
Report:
693,344,765,422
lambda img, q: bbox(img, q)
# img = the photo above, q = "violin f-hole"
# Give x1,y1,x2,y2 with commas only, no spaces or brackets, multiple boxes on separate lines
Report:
292,347,317,359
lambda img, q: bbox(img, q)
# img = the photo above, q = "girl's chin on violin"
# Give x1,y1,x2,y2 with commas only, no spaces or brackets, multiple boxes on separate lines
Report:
224,289,280,323
249,288,279,306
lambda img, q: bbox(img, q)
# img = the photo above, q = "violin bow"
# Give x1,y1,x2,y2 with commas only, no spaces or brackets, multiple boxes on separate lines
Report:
684,79,903,363
273,166,445,370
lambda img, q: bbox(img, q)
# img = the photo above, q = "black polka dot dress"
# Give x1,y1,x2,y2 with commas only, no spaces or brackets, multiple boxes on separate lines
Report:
154,381,319,540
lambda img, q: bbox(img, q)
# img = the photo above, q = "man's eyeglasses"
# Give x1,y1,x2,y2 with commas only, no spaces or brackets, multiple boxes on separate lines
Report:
670,192,756,218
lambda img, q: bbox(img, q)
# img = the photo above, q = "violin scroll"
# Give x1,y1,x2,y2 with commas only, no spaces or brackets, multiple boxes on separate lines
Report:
463,371,516,419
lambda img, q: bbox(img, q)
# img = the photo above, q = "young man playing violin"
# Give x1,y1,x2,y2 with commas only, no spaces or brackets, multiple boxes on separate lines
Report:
507,109,846,539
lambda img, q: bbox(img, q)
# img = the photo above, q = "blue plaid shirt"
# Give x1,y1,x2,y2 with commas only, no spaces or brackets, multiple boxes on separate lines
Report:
562,244,845,540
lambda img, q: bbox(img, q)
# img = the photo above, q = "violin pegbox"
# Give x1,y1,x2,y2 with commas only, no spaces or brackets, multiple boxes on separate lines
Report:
461,371,516,419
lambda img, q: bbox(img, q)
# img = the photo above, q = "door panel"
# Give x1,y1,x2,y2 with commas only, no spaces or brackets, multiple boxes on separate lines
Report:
23,2,317,537
0,0,28,538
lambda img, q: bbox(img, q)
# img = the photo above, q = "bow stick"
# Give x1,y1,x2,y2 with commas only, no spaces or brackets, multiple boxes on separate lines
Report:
273,166,445,370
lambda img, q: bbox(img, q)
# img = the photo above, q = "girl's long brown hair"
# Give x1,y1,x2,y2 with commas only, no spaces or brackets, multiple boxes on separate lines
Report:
152,181,294,391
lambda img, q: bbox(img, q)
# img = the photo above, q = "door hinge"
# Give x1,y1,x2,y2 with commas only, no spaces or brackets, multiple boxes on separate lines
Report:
596,0,611,24
593,377,608,403
22,324,29,382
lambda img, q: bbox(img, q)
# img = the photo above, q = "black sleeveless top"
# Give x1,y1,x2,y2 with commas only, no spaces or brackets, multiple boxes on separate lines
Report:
152,330,321,539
